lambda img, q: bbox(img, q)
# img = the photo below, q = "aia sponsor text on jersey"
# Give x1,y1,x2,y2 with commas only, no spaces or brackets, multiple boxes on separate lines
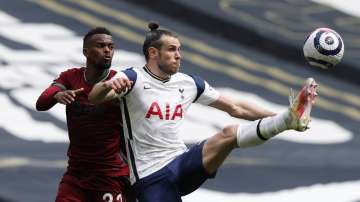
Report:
145,101,183,120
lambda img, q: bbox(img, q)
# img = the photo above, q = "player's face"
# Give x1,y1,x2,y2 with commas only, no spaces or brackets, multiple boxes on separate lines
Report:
84,34,114,70
157,36,181,75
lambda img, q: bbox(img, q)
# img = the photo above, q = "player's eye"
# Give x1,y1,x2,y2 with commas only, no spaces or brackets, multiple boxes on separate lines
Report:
168,46,177,51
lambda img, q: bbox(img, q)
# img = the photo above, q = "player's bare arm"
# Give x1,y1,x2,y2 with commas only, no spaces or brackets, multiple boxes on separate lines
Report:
209,95,275,121
89,76,132,104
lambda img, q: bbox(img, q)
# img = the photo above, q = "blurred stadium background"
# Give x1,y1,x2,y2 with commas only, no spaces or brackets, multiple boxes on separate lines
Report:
0,0,359,201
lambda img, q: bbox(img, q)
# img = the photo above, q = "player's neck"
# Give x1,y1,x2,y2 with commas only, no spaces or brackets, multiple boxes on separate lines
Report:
84,67,109,84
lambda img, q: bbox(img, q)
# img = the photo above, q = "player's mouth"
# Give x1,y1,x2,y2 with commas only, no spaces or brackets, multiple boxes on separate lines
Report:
103,57,111,62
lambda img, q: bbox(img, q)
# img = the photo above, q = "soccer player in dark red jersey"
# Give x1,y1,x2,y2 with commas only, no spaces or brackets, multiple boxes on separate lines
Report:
36,27,135,202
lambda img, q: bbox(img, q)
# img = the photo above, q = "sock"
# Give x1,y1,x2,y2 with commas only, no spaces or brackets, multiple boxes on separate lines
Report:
236,110,291,148
259,110,291,139
236,121,264,148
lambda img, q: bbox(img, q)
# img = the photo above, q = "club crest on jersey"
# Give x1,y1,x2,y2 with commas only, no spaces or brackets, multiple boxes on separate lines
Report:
145,101,183,120
179,88,185,99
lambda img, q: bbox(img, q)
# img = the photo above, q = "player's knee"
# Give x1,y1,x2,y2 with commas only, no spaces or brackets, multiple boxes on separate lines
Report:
221,125,237,139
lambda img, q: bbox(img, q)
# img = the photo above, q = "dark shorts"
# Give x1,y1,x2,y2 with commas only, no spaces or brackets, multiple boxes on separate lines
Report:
55,174,136,202
134,141,216,202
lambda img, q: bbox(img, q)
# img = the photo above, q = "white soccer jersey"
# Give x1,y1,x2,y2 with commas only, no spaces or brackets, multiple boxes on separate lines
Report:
114,66,220,184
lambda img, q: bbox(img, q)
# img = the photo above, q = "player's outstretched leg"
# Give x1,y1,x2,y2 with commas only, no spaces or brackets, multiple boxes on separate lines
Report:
202,78,318,174
255,77,318,142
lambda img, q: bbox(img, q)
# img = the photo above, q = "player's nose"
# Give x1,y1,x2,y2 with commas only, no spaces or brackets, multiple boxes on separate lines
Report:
175,51,181,60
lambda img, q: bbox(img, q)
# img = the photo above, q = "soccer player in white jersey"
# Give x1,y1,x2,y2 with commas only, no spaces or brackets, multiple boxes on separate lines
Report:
89,22,318,202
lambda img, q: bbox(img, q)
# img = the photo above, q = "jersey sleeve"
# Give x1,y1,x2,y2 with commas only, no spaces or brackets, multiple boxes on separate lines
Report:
112,67,137,97
36,85,63,111
52,70,71,90
190,75,220,105
115,68,137,82
196,81,220,105
36,69,72,111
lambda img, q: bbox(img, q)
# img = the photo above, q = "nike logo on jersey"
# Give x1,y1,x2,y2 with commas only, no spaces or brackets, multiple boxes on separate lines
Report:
144,84,151,89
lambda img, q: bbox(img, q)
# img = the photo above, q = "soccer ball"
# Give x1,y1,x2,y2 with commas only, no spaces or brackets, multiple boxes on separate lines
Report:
303,28,344,69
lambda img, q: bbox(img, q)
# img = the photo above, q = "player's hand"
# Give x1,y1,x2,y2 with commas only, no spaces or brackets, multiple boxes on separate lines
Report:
103,77,133,94
54,88,84,105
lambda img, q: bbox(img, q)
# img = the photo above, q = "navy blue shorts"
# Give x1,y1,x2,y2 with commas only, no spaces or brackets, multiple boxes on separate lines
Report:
134,141,216,202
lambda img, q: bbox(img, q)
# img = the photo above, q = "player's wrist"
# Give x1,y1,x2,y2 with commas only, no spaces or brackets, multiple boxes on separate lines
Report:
102,81,112,90
53,89,63,100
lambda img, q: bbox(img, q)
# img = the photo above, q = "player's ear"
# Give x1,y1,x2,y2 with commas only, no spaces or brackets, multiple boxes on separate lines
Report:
148,47,158,59
83,48,88,57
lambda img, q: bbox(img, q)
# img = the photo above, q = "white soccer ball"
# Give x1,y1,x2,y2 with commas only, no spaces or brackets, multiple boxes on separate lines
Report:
303,28,344,69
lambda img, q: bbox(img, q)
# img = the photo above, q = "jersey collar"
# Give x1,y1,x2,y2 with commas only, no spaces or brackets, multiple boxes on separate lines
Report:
143,66,170,83
83,68,110,85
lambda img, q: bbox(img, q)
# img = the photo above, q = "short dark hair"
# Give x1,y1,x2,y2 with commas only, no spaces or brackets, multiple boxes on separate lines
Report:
142,22,178,61
83,27,112,47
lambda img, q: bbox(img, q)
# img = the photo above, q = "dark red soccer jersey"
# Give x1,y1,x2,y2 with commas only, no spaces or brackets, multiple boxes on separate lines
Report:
53,67,128,179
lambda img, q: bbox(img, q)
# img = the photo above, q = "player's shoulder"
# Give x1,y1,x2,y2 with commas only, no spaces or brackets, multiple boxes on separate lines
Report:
115,66,139,82
102,67,136,80
61,66,84,74
115,66,139,74
175,72,205,85
173,72,190,80
59,67,84,77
